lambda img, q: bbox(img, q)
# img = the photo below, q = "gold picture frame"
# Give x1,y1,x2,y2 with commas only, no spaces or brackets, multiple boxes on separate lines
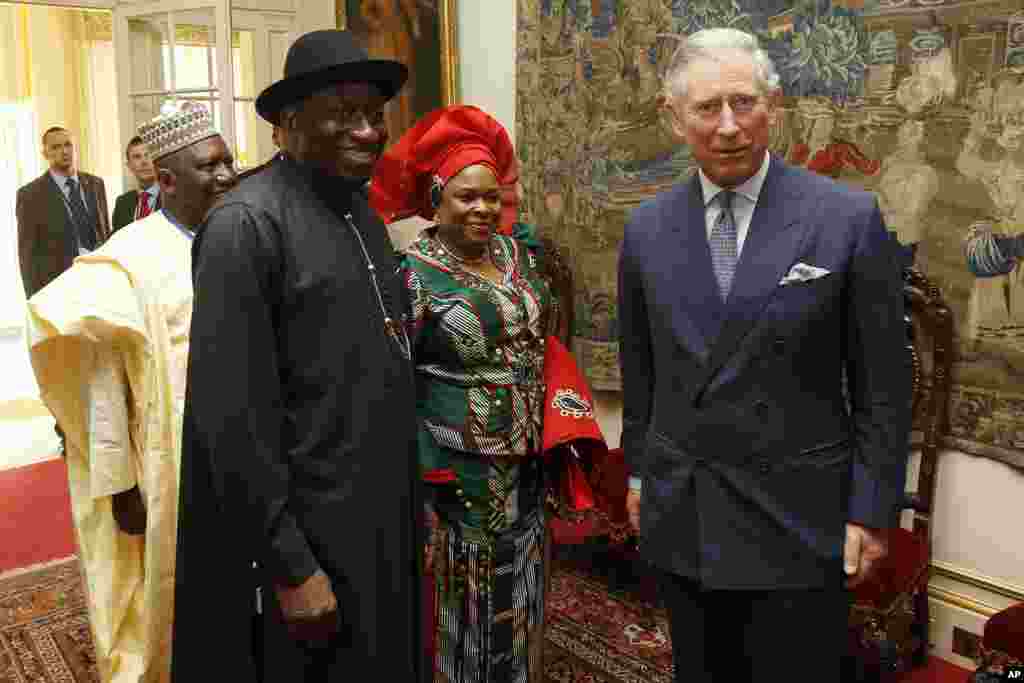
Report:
337,0,460,141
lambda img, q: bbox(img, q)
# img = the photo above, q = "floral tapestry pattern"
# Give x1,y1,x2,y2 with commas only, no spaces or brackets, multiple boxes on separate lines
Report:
516,0,1024,466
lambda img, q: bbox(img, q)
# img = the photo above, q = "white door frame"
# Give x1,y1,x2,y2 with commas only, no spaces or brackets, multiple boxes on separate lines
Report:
232,7,295,166
113,0,234,179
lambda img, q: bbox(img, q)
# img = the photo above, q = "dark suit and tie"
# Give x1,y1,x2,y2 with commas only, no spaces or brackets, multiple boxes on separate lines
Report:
112,135,161,234
17,127,110,298
112,186,160,232
617,30,911,682
17,170,111,297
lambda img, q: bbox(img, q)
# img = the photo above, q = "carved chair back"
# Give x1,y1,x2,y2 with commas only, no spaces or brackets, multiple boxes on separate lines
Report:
903,267,954,538
536,235,575,346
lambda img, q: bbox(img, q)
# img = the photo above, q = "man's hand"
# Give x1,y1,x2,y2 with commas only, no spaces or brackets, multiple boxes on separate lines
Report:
626,488,641,536
275,569,341,646
112,486,147,535
844,523,888,589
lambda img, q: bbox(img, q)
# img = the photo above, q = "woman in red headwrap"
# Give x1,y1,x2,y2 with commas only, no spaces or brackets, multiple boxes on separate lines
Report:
371,105,601,683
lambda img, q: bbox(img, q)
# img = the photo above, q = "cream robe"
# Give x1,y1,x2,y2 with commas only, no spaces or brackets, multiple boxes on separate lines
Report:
26,210,192,683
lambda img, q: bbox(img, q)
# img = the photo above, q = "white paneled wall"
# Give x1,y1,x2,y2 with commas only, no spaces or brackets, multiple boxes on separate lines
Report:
456,0,516,143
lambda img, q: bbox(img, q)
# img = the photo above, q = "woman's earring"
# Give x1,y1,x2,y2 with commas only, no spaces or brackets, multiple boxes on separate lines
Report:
430,175,444,210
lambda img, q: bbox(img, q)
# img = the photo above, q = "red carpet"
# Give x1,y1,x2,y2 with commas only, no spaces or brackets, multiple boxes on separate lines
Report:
549,550,973,683
902,656,971,683
0,457,77,574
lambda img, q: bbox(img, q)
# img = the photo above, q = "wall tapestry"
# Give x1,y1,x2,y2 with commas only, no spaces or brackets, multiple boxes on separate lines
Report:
337,0,459,141
516,0,1024,467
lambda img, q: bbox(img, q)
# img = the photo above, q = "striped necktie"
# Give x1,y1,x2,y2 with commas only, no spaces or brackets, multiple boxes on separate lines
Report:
710,190,738,299
65,177,97,251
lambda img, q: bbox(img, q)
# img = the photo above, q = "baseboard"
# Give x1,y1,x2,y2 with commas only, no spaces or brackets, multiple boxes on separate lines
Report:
928,587,990,670
926,567,1024,671
931,560,1024,603
928,584,999,618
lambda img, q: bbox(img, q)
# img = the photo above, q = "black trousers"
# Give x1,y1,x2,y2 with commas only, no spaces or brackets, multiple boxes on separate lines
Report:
661,567,852,682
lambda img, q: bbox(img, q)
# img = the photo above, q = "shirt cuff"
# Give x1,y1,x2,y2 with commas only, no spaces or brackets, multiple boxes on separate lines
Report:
628,476,643,491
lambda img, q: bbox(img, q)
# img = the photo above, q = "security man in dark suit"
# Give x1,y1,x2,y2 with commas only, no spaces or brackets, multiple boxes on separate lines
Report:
111,135,160,232
17,126,111,298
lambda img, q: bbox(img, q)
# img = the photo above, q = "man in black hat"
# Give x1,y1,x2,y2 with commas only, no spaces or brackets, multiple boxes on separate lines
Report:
171,30,421,682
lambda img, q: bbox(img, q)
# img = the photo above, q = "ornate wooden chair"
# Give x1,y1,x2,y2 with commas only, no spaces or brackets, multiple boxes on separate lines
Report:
847,268,955,681
534,234,574,347
971,603,1024,680
536,235,663,625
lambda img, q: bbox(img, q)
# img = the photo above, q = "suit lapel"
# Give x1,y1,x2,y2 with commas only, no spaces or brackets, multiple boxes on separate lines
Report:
698,157,810,389
42,173,78,260
665,176,722,359
44,173,72,228
47,171,95,225
124,190,139,221
78,174,98,222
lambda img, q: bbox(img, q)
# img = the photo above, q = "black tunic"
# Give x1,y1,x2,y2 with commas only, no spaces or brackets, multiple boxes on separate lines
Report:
172,155,421,682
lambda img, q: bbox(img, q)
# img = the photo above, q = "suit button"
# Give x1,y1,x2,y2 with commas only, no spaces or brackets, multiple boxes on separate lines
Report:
759,462,771,474
754,400,769,417
774,338,786,354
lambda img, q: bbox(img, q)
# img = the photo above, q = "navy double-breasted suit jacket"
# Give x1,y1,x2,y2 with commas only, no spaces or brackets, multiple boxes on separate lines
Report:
617,155,912,589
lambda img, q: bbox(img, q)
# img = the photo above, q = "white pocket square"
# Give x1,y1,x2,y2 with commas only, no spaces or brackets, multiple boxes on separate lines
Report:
779,262,831,285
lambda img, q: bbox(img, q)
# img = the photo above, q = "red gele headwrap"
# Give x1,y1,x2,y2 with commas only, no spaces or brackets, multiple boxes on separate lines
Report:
369,105,519,233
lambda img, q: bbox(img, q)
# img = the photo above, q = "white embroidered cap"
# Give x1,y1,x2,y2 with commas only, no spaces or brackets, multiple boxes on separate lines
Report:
138,101,219,161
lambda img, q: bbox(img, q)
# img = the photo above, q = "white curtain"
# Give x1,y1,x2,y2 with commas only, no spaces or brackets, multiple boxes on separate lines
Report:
0,104,40,330
0,4,120,399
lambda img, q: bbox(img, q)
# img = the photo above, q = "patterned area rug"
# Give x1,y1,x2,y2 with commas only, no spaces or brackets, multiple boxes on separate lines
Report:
0,557,98,683
544,564,673,683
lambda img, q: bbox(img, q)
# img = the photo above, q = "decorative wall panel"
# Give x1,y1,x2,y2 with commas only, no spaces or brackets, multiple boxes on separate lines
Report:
516,0,1024,466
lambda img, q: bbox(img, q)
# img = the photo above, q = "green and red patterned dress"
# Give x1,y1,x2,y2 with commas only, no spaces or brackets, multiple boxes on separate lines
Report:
404,227,553,683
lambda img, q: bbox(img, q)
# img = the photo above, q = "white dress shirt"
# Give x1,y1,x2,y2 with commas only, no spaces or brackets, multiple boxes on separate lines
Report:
50,169,89,214
698,150,772,256
628,152,772,492
141,183,160,214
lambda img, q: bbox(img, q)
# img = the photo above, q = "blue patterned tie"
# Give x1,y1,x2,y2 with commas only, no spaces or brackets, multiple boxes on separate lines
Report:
710,190,738,299
65,177,97,251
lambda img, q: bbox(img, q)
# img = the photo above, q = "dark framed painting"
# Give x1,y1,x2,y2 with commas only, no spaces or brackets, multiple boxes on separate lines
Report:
517,0,1024,468
336,0,459,141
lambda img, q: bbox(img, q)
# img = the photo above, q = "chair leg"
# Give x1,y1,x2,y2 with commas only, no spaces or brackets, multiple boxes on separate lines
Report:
910,588,931,667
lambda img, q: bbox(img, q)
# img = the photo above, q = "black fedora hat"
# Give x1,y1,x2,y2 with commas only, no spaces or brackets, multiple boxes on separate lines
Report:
255,30,408,125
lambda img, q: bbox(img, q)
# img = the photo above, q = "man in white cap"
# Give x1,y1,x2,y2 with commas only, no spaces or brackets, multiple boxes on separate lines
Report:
25,101,237,683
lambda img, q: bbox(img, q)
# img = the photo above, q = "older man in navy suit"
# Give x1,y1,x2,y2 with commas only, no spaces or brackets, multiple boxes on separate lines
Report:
617,28,911,681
